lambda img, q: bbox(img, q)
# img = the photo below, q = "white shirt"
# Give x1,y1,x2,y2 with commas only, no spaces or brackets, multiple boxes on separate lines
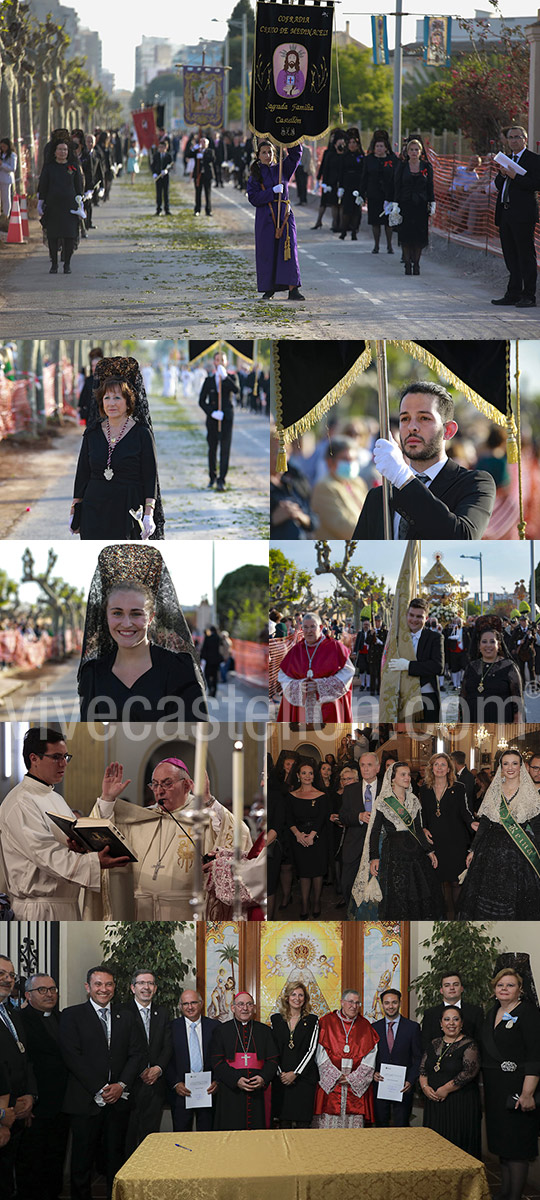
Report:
0,775,101,920
393,455,448,540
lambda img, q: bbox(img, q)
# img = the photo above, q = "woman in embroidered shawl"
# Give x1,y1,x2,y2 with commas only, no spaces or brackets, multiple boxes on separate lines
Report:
349,761,444,920
246,140,304,301
459,750,540,920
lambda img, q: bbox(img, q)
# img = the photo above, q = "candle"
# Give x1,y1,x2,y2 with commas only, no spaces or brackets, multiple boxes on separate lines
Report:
193,726,207,798
232,740,244,831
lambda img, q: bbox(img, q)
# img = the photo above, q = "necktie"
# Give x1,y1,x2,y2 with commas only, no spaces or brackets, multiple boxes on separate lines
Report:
0,1002,19,1041
398,474,430,539
189,1023,203,1072
142,1007,151,1041
387,1021,395,1051
98,1007,110,1045
364,784,373,813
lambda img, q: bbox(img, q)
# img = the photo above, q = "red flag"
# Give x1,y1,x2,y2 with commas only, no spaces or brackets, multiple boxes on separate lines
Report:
132,108,158,151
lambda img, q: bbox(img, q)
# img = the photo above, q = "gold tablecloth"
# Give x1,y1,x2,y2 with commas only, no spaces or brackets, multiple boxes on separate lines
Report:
112,1128,491,1200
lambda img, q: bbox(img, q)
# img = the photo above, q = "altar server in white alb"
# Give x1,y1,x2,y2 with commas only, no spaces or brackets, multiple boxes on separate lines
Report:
0,727,130,920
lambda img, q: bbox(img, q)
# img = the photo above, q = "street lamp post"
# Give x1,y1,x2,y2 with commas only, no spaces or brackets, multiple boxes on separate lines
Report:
460,553,483,616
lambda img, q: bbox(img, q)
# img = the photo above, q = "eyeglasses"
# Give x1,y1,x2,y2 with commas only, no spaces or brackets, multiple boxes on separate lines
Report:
40,753,73,763
149,778,177,791
0,971,16,982
26,986,58,995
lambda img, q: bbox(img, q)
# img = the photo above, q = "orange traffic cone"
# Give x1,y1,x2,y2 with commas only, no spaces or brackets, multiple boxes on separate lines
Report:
19,194,29,239
6,194,24,244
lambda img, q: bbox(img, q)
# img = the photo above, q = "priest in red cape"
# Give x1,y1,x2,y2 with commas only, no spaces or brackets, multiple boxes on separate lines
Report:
277,613,355,723
313,988,379,1128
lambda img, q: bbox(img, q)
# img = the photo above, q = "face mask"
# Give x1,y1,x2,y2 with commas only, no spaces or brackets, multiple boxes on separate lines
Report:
336,459,359,480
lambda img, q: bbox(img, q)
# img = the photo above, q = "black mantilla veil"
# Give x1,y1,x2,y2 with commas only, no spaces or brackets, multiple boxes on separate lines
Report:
467,614,512,661
77,544,205,697
87,356,165,539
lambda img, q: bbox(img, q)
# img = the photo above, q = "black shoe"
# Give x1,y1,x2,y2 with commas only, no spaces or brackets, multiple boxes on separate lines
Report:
216,480,225,492
205,210,212,216
155,210,161,215
207,480,215,489
351,232,357,240
413,263,420,275
372,246,379,254
49,264,58,273
288,287,305,300
387,246,394,254
491,295,518,305
261,291,274,300
405,263,412,275
299,912,309,920
339,232,346,240
165,210,171,216
515,296,536,308
312,908,321,918
279,897,292,909
63,265,72,274
311,224,322,230
89,223,97,229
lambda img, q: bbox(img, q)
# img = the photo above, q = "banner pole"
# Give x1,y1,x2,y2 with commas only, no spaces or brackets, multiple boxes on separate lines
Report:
375,339,392,540
277,146,283,232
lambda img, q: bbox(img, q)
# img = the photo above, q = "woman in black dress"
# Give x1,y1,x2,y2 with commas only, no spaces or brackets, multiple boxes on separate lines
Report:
393,138,434,275
271,982,319,1127
337,131,365,242
481,969,540,1200
72,356,163,541
360,129,398,254
38,136,85,274
459,750,540,920
351,762,444,920
269,751,300,911
78,543,207,722
419,1006,481,1158
459,626,523,723
289,759,330,918
420,752,477,919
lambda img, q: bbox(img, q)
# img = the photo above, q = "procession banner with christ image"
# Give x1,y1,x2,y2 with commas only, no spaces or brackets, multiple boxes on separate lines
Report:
183,67,225,128
250,1,334,146
423,16,452,67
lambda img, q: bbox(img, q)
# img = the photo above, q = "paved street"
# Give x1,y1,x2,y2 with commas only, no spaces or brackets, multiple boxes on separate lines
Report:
4,390,269,540
0,171,536,340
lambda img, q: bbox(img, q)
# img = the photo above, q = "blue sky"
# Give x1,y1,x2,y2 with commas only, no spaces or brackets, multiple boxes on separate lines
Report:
271,540,538,600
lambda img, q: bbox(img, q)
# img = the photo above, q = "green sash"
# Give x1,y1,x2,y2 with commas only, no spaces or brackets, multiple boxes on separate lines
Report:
499,796,540,879
381,793,423,845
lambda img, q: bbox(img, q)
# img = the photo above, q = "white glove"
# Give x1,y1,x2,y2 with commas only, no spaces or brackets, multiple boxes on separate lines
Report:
83,190,93,201
355,194,364,206
388,658,410,672
37,199,44,216
337,187,344,199
70,195,86,219
197,152,203,159
273,183,284,194
141,514,156,540
429,201,436,216
152,173,158,181
373,434,414,488
98,187,105,198
211,409,224,420
321,183,330,193
215,364,227,381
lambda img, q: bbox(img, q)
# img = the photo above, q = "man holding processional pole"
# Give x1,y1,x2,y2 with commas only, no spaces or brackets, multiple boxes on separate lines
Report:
247,0,336,301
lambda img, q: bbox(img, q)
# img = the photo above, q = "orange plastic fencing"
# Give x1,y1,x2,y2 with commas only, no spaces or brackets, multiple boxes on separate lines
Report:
0,377,32,439
231,638,269,687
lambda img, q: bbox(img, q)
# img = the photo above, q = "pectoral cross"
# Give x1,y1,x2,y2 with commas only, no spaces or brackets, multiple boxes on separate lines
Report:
243,1053,249,1065
151,860,165,881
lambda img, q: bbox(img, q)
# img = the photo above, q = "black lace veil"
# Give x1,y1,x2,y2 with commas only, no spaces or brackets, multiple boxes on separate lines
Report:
78,544,205,696
87,356,165,539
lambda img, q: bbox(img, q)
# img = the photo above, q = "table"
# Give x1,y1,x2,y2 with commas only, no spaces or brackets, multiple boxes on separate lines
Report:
112,1127,491,1200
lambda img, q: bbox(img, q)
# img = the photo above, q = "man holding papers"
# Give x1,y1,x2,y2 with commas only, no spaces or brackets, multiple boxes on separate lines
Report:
166,990,219,1132
492,126,540,309
372,989,423,1127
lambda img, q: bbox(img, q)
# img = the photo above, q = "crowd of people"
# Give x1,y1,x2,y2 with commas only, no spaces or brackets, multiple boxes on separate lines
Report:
268,741,540,922
271,379,540,542
37,128,125,275
1,958,538,1200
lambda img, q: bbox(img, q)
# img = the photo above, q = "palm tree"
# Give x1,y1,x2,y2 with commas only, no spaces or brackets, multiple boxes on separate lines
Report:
216,942,240,990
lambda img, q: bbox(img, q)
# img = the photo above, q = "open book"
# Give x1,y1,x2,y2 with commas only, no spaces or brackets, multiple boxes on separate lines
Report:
46,812,137,861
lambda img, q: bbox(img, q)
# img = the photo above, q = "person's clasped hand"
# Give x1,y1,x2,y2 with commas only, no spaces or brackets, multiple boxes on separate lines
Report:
373,433,414,488
273,183,284,194
388,658,410,672
215,364,228,381
141,515,156,540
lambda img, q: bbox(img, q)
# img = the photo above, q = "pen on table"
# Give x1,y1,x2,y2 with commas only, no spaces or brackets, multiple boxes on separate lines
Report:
175,1144,193,1151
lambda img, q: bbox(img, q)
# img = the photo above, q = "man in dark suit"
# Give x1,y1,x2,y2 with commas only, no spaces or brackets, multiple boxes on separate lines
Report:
492,126,540,308
421,970,484,1048
340,753,382,907
198,351,240,491
166,989,219,1131
387,597,445,721
368,617,387,695
527,754,540,794
18,973,69,1200
59,964,146,1200
353,619,372,690
123,969,172,1154
353,382,496,540
373,989,422,1127
0,956,35,1200
193,137,216,216
151,138,173,215
449,751,476,808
